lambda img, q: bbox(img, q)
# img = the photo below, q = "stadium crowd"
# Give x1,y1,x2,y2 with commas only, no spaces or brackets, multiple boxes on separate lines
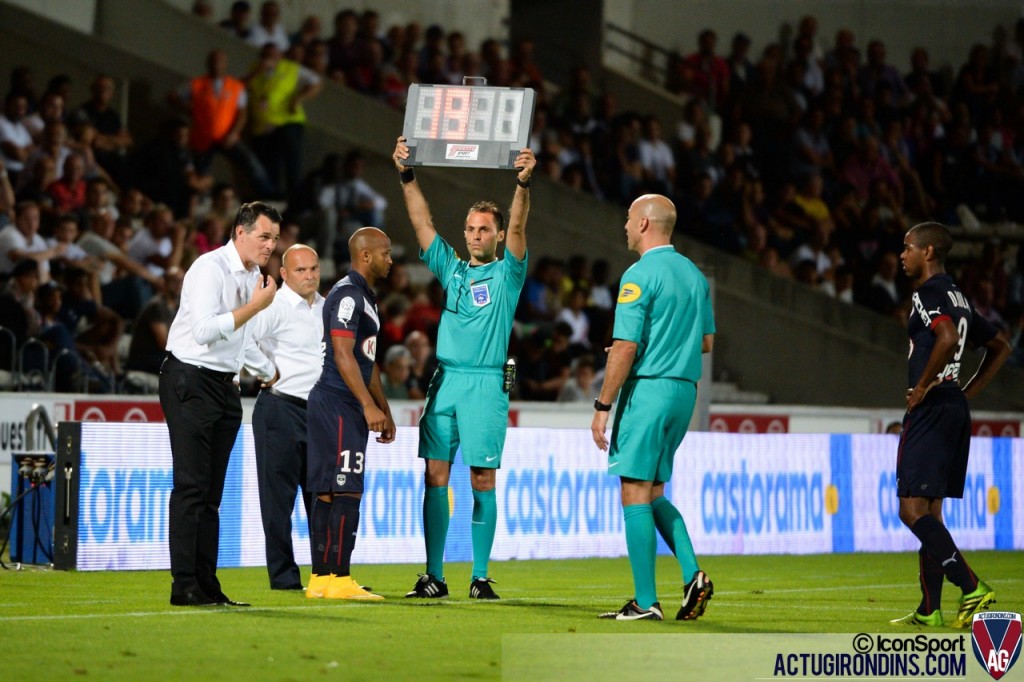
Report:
2,0,1024,399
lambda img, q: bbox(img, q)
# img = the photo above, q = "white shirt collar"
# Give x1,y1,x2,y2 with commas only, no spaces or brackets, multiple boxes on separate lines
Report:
224,239,255,275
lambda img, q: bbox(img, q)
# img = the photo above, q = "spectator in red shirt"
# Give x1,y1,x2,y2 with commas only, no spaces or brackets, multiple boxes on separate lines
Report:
404,279,443,335
47,153,87,213
683,29,730,111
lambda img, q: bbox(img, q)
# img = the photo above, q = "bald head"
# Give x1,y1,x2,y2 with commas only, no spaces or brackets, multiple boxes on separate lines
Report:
632,194,677,236
349,226,393,284
280,243,320,302
348,226,389,258
281,243,317,269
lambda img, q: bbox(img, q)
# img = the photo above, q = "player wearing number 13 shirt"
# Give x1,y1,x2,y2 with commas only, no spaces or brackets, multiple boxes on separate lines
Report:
305,228,396,601
891,222,1010,629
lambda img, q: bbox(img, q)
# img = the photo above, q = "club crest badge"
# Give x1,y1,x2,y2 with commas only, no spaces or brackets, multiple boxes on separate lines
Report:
336,473,347,487
972,612,1022,680
471,283,491,306
338,296,356,325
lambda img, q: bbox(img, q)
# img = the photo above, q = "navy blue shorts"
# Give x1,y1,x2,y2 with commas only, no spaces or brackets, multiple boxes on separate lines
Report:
896,389,971,499
306,386,368,494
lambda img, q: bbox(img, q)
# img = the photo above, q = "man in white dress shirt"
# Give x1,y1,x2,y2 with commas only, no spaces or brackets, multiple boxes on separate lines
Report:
247,244,324,590
0,201,63,283
160,201,280,607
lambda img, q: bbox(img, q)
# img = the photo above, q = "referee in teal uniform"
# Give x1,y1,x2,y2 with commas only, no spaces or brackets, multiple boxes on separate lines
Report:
391,135,535,601
592,193,716,622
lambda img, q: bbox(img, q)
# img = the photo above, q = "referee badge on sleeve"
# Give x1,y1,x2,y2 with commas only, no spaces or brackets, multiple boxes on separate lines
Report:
618,283,642,303
471,283,491,306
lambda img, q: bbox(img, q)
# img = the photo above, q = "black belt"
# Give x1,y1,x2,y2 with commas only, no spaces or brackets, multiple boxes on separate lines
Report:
264,387,308,408
165,353,236,381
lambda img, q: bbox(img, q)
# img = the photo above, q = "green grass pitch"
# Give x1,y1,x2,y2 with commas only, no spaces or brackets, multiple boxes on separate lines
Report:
0,552,1021,680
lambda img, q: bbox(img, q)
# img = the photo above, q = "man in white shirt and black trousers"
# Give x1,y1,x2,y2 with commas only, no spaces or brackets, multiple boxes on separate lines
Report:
160,201,280,607
247,244,324,591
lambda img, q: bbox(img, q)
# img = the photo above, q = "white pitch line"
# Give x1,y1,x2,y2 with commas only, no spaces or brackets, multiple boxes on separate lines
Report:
0,577,1019,622
0,603,380,622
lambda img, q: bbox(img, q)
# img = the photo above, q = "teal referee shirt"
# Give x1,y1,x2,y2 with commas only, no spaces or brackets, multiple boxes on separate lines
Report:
612,245,715,382
421,234,527,370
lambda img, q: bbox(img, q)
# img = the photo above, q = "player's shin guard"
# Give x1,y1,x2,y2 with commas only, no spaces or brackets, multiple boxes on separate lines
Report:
910,515,977,593
623,504,658,610
329,495,361,577
918,546,944,615
423,486,450,581
471,488,497,579
310,496,331,576
651,495,699,583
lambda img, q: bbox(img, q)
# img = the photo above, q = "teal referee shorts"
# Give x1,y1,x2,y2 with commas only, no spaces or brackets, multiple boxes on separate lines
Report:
419,365,509,469
608,377,697,483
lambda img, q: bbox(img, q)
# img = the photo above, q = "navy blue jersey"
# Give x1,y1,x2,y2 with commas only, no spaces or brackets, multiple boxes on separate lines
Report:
315,270,380,397
907,273,997,390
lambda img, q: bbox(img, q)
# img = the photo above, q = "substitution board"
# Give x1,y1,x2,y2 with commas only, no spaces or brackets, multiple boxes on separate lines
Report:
401,84,537,169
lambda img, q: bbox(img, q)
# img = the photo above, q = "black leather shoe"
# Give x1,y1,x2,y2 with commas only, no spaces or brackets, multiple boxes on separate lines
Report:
271,583,305,591
211,593,251,606
170,590,217,607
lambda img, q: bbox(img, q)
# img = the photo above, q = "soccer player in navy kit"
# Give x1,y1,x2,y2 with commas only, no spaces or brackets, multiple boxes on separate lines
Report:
305,227,396,600
891,222,1010,628
392,135,536,600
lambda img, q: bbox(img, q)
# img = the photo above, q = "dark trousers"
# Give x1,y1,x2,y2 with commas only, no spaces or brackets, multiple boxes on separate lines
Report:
159,355,241,599
252,123,304,194
252,390,312,588
194,142,278,198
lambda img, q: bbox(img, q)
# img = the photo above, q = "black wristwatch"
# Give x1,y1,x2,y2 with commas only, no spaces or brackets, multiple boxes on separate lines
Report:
594,399,612,412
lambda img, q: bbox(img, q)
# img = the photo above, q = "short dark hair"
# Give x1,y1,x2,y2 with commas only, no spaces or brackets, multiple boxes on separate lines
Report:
466,200,504,232
232,201,282,240
553,321,573,338
908,221,953,264
14,201,38,218
11,259,39,278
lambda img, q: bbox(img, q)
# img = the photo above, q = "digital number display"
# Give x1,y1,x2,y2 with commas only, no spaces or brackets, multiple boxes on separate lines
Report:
402,85,536,169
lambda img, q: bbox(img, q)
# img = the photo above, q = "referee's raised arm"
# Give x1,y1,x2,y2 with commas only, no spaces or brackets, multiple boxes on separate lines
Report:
392,136,438,252
504,148,535,262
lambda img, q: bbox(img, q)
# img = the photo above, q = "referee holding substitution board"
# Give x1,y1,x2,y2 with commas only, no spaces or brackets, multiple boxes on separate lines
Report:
392,135,535,601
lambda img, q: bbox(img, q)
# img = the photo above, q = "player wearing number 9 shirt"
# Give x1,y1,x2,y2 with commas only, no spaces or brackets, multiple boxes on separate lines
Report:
891,222,1010,629
305,227,396,601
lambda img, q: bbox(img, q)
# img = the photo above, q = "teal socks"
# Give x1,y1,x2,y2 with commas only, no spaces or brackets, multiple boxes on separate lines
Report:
624,503,657,609
423,486,450,581
471,488,497,579
652,495,699,583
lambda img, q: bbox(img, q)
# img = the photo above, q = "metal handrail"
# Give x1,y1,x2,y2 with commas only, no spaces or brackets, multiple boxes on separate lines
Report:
49,348,89,394
0,326,15,389
18,337,49,392
605,23,674,61
604,21,675,87
25,403,57,451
